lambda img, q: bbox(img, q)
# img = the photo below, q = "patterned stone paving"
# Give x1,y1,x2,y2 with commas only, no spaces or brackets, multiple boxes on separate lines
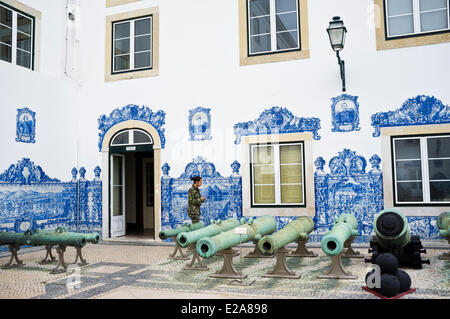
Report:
0,243,448,299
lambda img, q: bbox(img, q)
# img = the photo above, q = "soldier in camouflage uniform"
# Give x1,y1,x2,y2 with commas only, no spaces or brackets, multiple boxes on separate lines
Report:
188,176,205,223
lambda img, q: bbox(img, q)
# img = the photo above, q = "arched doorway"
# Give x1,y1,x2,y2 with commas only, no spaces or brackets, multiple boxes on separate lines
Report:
100,120,162,240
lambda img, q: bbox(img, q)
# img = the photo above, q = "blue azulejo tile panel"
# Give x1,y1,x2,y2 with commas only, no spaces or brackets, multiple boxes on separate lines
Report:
97,104,166,151
160,157,243,240
233,106,321,144
312,150,441,243
331,94,361,132
407,216,440,241
313,150,383,243
0,159,102,252
16,108,36,144
371,95,450,137
189,107,212,141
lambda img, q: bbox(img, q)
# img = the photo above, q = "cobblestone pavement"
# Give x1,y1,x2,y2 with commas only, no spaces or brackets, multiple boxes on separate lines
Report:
0,243,448,299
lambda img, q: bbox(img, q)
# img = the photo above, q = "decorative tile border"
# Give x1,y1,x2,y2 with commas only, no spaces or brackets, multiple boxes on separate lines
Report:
0,159,102,252
233,106,321,144
98,104,166,151
371,95,450,137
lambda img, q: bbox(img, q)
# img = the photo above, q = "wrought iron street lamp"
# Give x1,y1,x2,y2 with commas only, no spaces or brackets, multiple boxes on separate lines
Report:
327,16,347,92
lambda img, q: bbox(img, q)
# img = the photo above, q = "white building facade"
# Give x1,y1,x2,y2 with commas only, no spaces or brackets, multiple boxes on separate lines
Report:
0,0,449,243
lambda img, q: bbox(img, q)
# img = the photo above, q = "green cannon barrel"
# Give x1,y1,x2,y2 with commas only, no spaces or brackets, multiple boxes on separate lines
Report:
159,222,205,240
373,209,410,251
84,232,101,244
258,217,314,255
30,228,99,247
0,231,34,246
437,212,450,238
196,216,277,258
176,218,241,248
321,213,359,256
0,228,100,247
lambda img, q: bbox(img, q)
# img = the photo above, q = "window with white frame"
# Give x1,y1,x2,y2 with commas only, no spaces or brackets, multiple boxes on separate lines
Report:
0,2,34,69
392,135,450,204
112,15,152,73
247,0,300,55
385,0,450,38
251,142,305,206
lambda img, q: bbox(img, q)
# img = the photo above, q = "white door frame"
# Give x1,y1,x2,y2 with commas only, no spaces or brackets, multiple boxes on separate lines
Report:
110,153,126,238
100,120,162,240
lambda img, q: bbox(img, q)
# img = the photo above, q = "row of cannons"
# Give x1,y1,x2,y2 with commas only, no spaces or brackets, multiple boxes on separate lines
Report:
0,228,100,274
160,210,450,280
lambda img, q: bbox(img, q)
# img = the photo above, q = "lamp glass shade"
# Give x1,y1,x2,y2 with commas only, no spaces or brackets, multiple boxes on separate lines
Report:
327,17,347,51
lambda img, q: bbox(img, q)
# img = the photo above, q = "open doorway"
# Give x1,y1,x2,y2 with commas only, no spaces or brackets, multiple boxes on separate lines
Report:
109,129,155,239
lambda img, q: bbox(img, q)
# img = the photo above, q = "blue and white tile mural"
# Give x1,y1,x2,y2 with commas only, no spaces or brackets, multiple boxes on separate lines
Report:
98,104,166,150
161,157,243,238
160,152,442,242
331,94,361,133
16,107,36,144
233,106,321,144
371,95,450,137
0,159,102,252
312,149,384,243
189,107,212,141
273,150,441,243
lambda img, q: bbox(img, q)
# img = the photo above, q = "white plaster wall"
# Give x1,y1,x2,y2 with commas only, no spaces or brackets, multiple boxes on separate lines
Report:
72,0,450,181
0,0,80,180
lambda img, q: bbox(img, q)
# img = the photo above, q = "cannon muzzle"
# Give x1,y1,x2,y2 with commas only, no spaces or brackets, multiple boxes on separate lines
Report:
84,232,100,244
258,217,314,255
373,209,410,251
196,216,276,258
159,222,205,240
321,214,359,256
176,218,241,248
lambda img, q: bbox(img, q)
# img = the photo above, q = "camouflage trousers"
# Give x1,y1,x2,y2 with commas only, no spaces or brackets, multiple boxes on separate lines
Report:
188,212,200,224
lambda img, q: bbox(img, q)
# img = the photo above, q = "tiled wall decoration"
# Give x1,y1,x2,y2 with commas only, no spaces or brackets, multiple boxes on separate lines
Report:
371,95,450,137
161,157,243,234
233,106,321,144
274,151,441,242
331,94,361,132
189,107,212,141
97,104,166,150
0,159,102,251
312,150,383,243
160,152,442,243
16,108,36,144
